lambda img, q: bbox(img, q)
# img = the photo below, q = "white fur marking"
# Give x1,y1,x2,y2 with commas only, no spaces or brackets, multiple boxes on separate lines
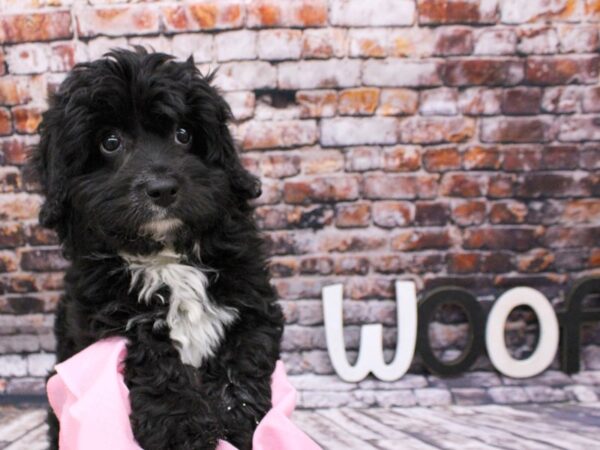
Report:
140,218,183,240
122,250,237,367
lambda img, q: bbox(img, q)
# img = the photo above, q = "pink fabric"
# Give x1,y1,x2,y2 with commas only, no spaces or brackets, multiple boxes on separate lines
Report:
47,337,321,450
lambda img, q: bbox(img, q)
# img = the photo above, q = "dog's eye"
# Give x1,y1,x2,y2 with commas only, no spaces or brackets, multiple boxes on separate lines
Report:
175,128,191,145
100,134,122,154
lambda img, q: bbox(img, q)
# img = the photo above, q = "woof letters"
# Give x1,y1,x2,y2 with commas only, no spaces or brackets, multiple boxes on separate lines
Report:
322,277,600,382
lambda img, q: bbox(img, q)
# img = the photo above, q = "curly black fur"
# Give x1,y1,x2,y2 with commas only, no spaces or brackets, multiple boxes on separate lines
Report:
33,47,283,450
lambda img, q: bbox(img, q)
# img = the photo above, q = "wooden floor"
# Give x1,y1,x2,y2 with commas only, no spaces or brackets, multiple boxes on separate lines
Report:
2,403,600,449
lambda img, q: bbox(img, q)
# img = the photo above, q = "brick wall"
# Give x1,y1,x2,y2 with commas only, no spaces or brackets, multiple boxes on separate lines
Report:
0,0,600,405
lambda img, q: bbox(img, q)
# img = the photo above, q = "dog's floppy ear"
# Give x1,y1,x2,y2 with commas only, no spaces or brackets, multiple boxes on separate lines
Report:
34,103,69,230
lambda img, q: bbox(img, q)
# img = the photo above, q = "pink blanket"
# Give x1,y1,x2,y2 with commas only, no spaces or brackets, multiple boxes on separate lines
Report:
47,337,321,450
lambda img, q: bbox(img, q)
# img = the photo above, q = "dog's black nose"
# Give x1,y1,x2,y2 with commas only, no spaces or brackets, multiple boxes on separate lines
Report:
145,177,179,207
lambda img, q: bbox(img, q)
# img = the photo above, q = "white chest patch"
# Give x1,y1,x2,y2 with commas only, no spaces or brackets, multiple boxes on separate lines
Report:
122,250,238,367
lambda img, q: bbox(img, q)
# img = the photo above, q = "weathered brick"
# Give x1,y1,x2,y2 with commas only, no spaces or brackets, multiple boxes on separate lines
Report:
500,0,581,24
447,252,480,273
489,200,528,224
558,25,599,53
382,146,421,172
452,200,486,225
420,88,458,116
372,201,414,227
474,28,517,55
440,173,488,197
247,0,328,28
214,61,276,91
582,87,600,113
502,87,542,115
418,0,498,24
12,106,42,134
562,199,600,223
279,60,361,89
301,28,347,59
400,117,475,144
463,146,501,170
162,1,244,32
542,145,578,169
0,193,42,221
434,27,474,55
464,227,544,251
517,249,555,272
415,201,451,226
364,174,437,200
392,228,455,251
0,11,72,44
377,89,419,116
295,90,337,118
338,88,380,116
423,147,461,171
321,117,397,146
284,175,360,204
389,28,436,57
335,202,371,228
348,28,388,58
259,153,300,179
0,109,11,136
299,149,344,175
215,30,256,61
542,86,581,114
517,26,559,54
331,0,415,26
458,87,502,115
517,172,592,198
257,29,302,60
238,120,317,150
363,59,442,87
77,5,160,37
344,146,382,172
481,117,557,143
20,248,68,272
442,58,524,86
223,92,255,121
526,56,600,85
559,116,600,141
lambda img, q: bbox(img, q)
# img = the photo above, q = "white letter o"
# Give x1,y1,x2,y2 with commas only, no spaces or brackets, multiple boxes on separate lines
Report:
485,287,559,379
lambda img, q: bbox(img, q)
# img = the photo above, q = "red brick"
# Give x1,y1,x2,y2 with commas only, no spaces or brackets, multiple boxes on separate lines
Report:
423,147,461,172
517,249,555,273
543,226,600,249
501,0,582,24
333,256,369,275
372,201,414,227
26,224,58,246
0,77,32,106
542,145,578,170
162,1,244,32
481,117,557,143
559,116,600,142
517,173,591,198
0,109,11,136
283,176,360,204
347,277,395,300
452,200,486,226
541,86,580,113
338,88,380,116
458,87,502,115
318,230,387,253
12,106,42,134
434,27,474,55
400,117,475,144
299,256,333,275
488,174,516,198
489,201,528,224
590,248,600,267
0,168,21,193
392,229,455,251
348,29,387,58
463,146,501,170
0,251,18,273
442,59,524,86
517,26,559,54
363,174,429,200
0,194,42,220
501,87,542,115
239,120,317,150
259,154,301,179
526,56,600,85
377,89,419,116
77,5,160,37
464,227,544,251
440,173,487,197
582,86,600,113
382,146,421,172
50,42,75,72
418,0,498,24
0,11,72,44
389,28,435,57
502,146,543,171
334,202,371,228
0,222,26,248
448,252,480,274
481,252,513,273
247,0,327,28
296,90,337,118
20,248,68,272
300,150,344,175
1,136,36,166
562,199,600,223
415,201,450,226
286,205,334,229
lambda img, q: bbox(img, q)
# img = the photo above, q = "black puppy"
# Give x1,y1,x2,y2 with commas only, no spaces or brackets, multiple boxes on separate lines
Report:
34,47,283,450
